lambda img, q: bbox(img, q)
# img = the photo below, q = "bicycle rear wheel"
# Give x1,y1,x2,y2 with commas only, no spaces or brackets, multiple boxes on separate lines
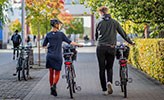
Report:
71,65,76,93
18,69,21,81
121,84,124,92
17,58,23,81
122,83,127,98
68,70,73,98
22,60,29,81
120,67,128,98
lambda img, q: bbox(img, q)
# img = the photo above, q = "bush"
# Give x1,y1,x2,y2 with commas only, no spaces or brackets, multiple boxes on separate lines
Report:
128,39,164,84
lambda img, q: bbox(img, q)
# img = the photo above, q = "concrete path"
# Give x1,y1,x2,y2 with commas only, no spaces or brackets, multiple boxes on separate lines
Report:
23,47,164,100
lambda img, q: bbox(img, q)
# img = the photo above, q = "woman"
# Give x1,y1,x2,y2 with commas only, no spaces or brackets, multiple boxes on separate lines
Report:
42,19,82,96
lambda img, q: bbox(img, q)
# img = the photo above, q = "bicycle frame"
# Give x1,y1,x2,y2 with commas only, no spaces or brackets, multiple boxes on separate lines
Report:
62,44,81,99
13,46,31,81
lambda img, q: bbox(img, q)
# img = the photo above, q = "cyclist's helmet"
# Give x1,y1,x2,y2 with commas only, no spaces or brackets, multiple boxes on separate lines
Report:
50,19,62,27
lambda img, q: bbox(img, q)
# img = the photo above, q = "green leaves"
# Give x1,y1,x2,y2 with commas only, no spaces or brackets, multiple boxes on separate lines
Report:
81,0,164,37
0,0,9,24
65,18,84,35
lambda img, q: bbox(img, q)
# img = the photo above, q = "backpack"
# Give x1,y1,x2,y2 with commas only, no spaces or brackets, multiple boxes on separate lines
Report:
12,34,20,44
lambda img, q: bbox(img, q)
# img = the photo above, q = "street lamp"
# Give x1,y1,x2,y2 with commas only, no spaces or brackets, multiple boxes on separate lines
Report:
21,0,25,45
14,0,25,45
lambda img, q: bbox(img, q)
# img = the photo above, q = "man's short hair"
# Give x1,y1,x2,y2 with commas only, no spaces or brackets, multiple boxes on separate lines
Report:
98,6,108,14
15,30,18,33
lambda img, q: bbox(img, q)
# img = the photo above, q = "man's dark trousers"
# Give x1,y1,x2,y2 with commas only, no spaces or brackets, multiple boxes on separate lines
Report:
13,43,20,58
96,45,115,91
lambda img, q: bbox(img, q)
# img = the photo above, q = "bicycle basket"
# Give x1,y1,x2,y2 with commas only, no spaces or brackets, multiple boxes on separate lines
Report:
116,45,130,59
63,45,77,61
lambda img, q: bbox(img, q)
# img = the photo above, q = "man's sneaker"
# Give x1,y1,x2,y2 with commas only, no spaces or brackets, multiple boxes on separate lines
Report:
107,82,113,94
103,91,108,95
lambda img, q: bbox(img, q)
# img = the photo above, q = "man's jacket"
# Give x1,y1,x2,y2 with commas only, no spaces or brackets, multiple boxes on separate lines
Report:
95,14,133,45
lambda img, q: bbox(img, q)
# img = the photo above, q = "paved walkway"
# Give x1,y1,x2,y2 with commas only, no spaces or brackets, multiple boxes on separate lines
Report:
24,47,164,100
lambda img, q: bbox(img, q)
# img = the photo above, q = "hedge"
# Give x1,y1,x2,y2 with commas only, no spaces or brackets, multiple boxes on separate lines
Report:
128,39,164,84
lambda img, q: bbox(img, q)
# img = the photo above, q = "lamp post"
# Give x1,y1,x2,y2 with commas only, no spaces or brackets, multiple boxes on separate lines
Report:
21,0,25,45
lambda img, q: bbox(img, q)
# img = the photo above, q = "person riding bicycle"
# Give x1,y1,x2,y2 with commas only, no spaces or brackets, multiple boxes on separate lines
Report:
11,30,22,60
42,19,82,97
95,6,135,95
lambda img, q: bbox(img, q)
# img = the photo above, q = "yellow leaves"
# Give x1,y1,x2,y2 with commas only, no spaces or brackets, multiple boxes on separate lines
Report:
9,19,21,32
129,39,164,84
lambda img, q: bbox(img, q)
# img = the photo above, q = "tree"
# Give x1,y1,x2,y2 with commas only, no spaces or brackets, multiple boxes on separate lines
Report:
9,19,21,33
65,18,84,42
26,0,73,35
26,0,73,66
80,0,164,37
0,0,10,25
65,18,84,34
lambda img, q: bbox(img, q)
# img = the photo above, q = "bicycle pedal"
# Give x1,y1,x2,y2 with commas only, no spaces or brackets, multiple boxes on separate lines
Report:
13,73,17,76
115,81,120,86
76,86,81,91
62,75,67,79
128,78,133,83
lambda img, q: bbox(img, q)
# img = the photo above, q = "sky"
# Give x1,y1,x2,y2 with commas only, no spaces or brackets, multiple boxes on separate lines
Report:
83,16,91,27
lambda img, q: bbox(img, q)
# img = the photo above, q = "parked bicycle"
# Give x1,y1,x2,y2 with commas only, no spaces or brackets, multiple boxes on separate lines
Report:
13,46,32,81
62,44,81,99
115,43,132,98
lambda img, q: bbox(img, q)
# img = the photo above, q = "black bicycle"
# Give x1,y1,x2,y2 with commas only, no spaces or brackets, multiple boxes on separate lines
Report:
62,44,81,99
115,43,132,98
13,46,31,81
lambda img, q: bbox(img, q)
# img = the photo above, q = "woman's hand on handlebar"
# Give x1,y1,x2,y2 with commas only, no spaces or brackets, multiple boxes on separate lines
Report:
70,41,83,47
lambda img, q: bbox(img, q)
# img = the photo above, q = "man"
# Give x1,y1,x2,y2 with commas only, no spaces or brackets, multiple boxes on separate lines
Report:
95,6,134,95
11,30,22,60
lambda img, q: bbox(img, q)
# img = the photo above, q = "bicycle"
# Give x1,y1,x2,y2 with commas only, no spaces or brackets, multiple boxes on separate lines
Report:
13,46,31,81
115,43,132,98
62,44,81,99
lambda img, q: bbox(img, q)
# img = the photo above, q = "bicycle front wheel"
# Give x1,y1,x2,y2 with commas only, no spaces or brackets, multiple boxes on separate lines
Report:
68,70,73,98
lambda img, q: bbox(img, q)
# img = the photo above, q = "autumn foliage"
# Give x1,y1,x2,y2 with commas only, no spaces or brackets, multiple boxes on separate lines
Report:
26,0,72,24
9,19,21,32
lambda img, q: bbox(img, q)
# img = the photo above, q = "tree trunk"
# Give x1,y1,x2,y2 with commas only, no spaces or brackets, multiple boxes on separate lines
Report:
144,24,150,38
37,25,41,66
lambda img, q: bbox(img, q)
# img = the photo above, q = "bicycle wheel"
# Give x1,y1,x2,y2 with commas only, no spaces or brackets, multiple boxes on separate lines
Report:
22,60,28,81
123,84,127,98
121,84,124,92
68,70,73,98
18,69,21,81
71,65,76,93
120,67,128,98
17,58,23,81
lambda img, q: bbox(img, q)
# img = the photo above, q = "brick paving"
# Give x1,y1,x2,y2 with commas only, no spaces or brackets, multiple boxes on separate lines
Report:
23,47,164,100
0,66,47,100
0,48,47,100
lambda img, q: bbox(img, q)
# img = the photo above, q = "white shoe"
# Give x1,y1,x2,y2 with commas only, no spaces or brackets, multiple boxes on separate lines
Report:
103,91,108,95
107,82,113,94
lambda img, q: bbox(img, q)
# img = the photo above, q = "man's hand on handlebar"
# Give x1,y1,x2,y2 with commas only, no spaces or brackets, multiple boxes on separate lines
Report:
131,42,135,46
